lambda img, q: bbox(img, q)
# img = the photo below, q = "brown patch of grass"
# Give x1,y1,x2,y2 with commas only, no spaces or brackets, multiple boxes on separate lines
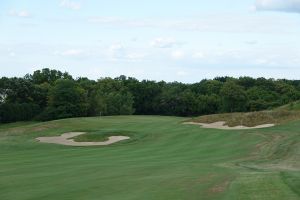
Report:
30,124,56,132
190,110,300,127
0,123,57,136
209,179,231,194
196,174,217,184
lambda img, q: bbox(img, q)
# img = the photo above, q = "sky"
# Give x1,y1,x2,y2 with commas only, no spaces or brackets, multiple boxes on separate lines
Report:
0,0,300,83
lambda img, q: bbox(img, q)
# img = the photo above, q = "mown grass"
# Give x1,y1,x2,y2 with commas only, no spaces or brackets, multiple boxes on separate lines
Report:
281,172,300,196
72,130,134,142
0,115,299,200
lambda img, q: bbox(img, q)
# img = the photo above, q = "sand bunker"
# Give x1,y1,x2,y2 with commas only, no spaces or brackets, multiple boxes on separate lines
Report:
183,121,274,130
36,132,130,146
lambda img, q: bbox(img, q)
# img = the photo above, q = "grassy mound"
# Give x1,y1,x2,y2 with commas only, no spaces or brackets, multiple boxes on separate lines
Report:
277,100,300,111
189,101,300,127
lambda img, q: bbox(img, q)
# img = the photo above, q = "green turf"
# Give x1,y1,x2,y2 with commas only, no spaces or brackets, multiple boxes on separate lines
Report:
72,130,135,142
277,101,300,111
0,116,299,200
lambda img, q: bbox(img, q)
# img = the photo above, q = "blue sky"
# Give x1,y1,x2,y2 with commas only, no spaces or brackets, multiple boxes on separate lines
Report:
1,0,300,82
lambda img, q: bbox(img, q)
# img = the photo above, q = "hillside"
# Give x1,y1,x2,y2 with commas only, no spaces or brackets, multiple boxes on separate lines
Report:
188,101,300,127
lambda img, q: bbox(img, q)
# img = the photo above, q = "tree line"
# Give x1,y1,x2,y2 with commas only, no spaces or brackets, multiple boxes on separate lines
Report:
0,68,299,123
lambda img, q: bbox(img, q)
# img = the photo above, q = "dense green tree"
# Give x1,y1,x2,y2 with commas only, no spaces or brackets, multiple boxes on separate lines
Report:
155,83,188,115
247,86,279,109
191,80,223,95
220,81,248,112
32,83,51,109
89,78,134,116
274,81,299,104
76,77,96,115
127,80,165,115
0,77,42,122
0,103,40,123
4,78,35,103
237,77,256,89
1,68,300,123
25,68,73,85
40,79,88,120
197,95,221,115
0,77,9,104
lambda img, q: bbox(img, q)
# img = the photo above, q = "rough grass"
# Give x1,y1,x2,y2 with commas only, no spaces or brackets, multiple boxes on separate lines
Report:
190,110,300,127
189,101,300,127
277,100,300,111
0,115,299,200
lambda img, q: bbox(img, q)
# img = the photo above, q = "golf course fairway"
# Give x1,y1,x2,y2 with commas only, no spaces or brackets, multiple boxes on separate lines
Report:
0,116,299,200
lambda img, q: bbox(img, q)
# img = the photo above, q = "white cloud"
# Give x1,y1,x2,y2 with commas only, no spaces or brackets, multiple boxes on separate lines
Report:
108,43,125,60
9,52,16,57
150,37,179,48
245,40,258,45
171,50,185,60
88,17,150,28
131,37,139,42
57,49,84,56
254,58,277,66
176,70,188,76
88,14,299,34
107,43,145,62
125,53,146,61
109,43,124,52
9,10,31,18
89,17,123,24
254,0,300,13
192,52,205,59
60,0,81,10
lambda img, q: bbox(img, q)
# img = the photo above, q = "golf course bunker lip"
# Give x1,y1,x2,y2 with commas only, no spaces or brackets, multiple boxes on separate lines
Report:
183,121,275,130
36,132,130,146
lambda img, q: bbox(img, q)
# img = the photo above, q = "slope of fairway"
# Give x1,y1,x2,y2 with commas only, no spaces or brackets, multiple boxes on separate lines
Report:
0,116,299,200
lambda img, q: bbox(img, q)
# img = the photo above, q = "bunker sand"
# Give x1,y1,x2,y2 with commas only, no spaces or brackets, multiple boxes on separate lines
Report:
183,121,274,130
36,132,130,146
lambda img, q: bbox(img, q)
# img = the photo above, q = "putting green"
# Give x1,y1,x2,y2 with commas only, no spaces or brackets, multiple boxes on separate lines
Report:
0,116,299,200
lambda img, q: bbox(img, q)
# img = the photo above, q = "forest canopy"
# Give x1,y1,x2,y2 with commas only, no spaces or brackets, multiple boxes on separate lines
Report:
0,68,300,123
